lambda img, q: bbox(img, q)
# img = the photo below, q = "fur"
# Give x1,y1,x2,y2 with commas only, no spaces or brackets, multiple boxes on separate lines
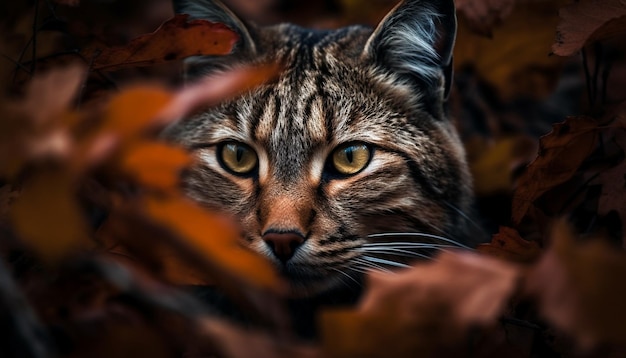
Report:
166,0,473,297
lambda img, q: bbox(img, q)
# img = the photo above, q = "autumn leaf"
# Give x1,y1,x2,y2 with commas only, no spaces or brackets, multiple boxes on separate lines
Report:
552,0,626,56
454,0,568,99
455,0,516,36
321,251,519,358
512,116,600,225
10,171,91,261
197,318,321,358
99,86,173,140
53,0,80,6
526,221,626,348
142,195,281,292
118,142,192,191
157,62,281,124
0,65,84,177
478,226,541,263
82,14,238,71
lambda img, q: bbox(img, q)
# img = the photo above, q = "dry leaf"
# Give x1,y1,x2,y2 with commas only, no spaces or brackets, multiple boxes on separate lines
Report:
158,62,281,124
321,251,519,358
197,318,321,358
143,195,281,292
99,86,173,140
82,14,238,71
10,171,91,261
118,142,192,191
0,65,84,177
454,1,567,99
512,116,600,225
478,226,541,263
526,221,626,348
455,0,516,36
553,0,626,56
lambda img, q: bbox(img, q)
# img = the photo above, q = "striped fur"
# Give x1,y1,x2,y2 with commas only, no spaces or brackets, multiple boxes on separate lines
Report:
167,0,473,295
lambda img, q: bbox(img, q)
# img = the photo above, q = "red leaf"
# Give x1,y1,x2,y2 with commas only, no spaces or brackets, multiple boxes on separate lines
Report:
321,251,519,357
82,14,238,71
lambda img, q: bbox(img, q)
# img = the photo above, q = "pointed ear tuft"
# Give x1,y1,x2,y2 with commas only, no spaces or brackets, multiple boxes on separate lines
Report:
172,0,257,56
364,0,456,99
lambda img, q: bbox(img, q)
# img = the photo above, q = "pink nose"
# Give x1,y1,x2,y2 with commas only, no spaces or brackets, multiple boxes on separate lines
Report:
262,231,305,263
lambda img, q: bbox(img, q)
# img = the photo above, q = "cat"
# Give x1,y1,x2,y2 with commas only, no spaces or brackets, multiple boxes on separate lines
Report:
166,0,474,298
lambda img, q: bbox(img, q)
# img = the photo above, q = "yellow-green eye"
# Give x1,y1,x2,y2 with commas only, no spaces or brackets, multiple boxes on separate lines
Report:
219,142,258,175
331,143,371,175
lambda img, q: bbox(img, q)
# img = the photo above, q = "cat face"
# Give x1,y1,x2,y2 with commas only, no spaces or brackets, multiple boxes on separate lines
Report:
167,0,473,295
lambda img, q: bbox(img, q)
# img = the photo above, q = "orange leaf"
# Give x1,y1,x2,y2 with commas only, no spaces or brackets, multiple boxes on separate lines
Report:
83,14,238,71
119,142,192,191
100,86,173,139
143,195,281,291
10,171,90,261
321,251,519,357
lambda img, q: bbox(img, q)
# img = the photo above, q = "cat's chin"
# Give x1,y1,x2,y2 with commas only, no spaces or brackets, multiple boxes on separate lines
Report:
281,269,361,298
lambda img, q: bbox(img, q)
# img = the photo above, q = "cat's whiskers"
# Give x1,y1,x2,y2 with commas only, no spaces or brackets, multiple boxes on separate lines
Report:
361,255,411,268
352,257,393,273
443,200,484,233
366,232,473,249
330,267,362,288
357,247,436,260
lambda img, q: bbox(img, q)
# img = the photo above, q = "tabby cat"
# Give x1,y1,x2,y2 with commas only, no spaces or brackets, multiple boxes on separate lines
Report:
167,0,474,297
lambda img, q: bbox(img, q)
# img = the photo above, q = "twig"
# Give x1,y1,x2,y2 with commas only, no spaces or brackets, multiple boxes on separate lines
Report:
581,48,594,110
30,0,40,75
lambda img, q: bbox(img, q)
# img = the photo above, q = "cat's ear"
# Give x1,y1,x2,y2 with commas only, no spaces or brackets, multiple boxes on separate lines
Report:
363,0,456,99
172,0,257,77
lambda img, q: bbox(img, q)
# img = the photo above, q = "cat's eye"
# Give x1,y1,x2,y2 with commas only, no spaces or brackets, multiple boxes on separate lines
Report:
331,143,372,176
218,142,258,175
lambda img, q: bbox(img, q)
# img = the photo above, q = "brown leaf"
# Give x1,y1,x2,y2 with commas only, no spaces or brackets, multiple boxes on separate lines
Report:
196,318,321,358
455,0,516,36
10,171,91,261
0,65,84,177
597,159,626,215
478,226,542,263
321,251,519,358
82,14,238,71
512,116,600,225
553,0,626,56
526,221,626,348
454,1,568,99
52,0,80,6
118,142,192,191
143,195,281,292
157,62,281,124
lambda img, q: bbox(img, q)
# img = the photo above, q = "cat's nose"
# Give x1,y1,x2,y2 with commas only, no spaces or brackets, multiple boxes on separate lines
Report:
262,230,305,264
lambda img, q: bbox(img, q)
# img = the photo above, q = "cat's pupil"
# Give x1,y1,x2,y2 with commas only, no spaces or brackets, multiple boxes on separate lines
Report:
236,146,244,162
345,147,354,163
